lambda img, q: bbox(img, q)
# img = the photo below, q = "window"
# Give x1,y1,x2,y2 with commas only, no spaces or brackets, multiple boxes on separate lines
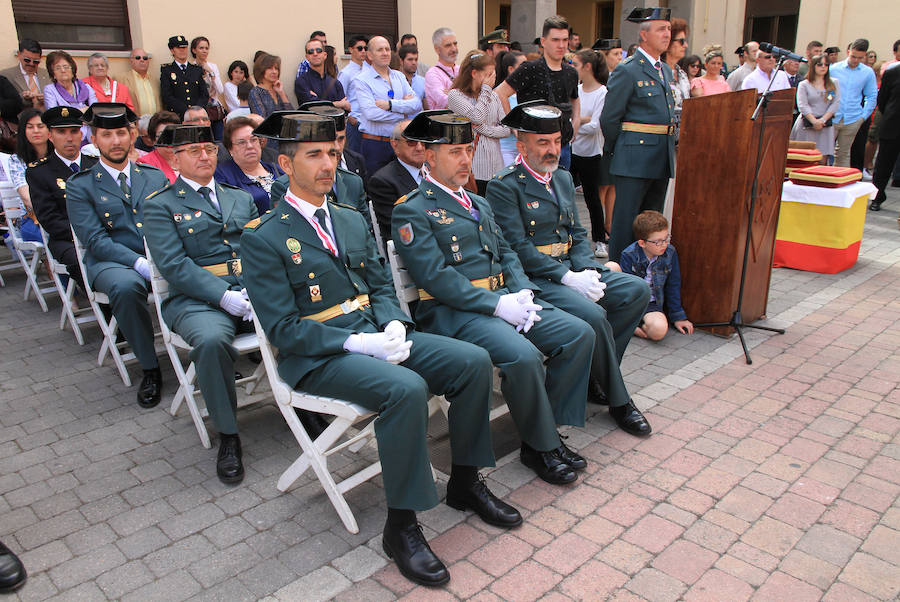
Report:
596,2,615,40
743,0,799,54
343,0,398,49
12,0,132,51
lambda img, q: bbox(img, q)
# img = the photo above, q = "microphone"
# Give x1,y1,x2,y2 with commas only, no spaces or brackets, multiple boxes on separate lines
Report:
759,43,807,63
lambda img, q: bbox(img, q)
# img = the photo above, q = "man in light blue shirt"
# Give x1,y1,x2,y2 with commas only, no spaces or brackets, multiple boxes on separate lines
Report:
338,34,369,153
829,38,878,167
399,44,427,107
355,35,422,175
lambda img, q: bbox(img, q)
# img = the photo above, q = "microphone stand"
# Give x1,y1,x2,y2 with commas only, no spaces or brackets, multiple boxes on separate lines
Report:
695,56,787,364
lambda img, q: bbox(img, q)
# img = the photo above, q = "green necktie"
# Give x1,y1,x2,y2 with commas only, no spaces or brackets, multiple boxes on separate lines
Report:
117,172,130,198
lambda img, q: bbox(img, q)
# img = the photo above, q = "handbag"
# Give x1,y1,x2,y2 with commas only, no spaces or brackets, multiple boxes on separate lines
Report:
464,133,481,193
802,115,833,128
206,98,226,122
0,118,17,154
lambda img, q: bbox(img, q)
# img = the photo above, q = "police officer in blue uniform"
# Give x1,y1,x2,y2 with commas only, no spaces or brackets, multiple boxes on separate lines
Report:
487,101,652,436
160,35,210,116
392,111,597,486
66,103,169,406
600,7,676,261
241,111,521,587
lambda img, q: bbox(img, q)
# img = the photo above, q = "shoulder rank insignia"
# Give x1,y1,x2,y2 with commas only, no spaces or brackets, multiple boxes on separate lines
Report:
398,223,414,245
394,194,407,206
243,218,261,229
281,213,289,220
95,172,102,180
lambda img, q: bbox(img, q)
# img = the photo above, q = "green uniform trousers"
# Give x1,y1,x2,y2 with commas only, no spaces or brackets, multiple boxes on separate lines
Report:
296,331,495,512
92,266,158,370
439,305,594,452
164,299,251,435
609,175,669,262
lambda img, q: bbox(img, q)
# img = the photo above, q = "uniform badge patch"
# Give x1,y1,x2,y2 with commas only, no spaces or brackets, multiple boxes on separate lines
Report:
61,107,69,117
426,210,440,218
436,209,454,225
291,253,302,264
171,72,177,80
398,223,414,245
286,238,301,253
56,178,66,189
184,214,191,221
450,243,460,253
174,214,182,222
527,201,540,209
452,252,463,262
194,210,202,217
309,284,322,302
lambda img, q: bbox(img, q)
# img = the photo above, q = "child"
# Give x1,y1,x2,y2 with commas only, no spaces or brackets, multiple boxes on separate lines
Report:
619,211,694,340
225,81,252,122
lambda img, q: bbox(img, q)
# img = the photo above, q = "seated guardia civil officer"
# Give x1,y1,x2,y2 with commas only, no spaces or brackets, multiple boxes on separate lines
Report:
142,125,258,483
392,111,596,485
66,103,169,406
240,112,521,587
486,101,652,436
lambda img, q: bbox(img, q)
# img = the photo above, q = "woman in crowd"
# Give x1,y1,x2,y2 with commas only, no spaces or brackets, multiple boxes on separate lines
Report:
136,111,182,184
662,18,691,137
324,45,339,79
191,36,226,140
570,49,611,258
224,60,251,113
690,45,731,97
495,50,526,166
248,53,293,118
865,50,877,69
5,108,47,243
790,54,840,164
214,116,283,213
679,55,702,84
43,51,96,142
447,50,510,195
82,53,134,110
602,42,623,73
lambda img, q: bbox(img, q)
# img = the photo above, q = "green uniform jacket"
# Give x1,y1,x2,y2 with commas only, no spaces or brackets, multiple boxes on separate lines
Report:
486,163,605,281
391,180,537,334
66,161,168,285
600,54,676,179
240,201,409,387
143,178,259,312
270,168,372,232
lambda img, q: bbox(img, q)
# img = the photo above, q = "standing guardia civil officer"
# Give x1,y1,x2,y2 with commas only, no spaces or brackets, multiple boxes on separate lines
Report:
241,111,521,588
66,103,169,406
142,125,258,483
160,35,209,116
487,101,652,436
600,8,676,261
392,110,596,486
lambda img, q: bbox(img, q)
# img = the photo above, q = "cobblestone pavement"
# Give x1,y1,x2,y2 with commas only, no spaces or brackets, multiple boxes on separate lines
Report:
2,185,899,601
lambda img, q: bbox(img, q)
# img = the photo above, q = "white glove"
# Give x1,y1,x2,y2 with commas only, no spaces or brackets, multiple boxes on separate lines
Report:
494,290,542,332
239,288,253,321
383,320,407,342
133,257,151,281
562,269,606,302
220,290,252,319
344,326,413,364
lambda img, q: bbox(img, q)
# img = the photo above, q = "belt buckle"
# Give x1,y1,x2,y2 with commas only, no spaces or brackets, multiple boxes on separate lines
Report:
488,275,499,291
667,125,675,135
227,259,242,277
551,242,564,257
340,298,360,314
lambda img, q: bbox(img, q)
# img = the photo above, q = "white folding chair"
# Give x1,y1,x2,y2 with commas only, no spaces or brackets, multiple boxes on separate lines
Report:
144,244,267,449
368,200,385,258
386,240,510,422
0,154,19,287
0,184,54,311
39,227,96,345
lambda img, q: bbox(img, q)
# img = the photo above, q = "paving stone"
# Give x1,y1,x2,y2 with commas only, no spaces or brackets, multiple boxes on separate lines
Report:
626,567,687,602
273,566,351,601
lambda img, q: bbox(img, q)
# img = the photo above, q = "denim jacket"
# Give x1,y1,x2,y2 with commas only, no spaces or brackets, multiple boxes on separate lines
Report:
619,242,687,322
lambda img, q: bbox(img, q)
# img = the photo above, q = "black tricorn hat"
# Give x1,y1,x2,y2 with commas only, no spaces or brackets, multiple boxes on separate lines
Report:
156,125,215,147
42,105,83,128
168,35,188,49
298,101,347,131
824,46,840,54
402,110,474,144
735,46,746,55
592,38,622,51
626,7,672,22
81,102,138,129
500,100,563,134
253,111,336,142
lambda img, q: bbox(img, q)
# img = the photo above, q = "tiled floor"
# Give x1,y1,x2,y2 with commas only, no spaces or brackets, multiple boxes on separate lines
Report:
2,183,898,601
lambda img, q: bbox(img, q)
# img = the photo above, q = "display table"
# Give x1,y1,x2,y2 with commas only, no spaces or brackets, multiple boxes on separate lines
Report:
774,181,877,273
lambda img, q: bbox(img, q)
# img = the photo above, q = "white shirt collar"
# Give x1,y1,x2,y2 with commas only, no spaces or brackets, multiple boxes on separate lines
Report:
55,150,82,169
426,174,465,198
99,160,132,185
284,189,330,223
637,47,661,65
180,176,219,209
398,158,424,184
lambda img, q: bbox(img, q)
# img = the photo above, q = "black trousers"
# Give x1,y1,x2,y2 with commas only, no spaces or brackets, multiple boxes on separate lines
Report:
570,153,606,243
873,136,900,203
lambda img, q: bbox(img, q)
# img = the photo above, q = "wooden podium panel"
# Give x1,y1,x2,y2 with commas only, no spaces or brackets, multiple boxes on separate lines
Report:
671,88,795,335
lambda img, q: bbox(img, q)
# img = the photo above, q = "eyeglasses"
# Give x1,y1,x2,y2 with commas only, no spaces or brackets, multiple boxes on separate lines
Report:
673,38,688,46
53,64,72,71
132,55,149,60
232,136,261,148
175,144,218,158
402,139,424,147
21,57,41,65
307,47,324,55
354,45,368,52
643,236,671,247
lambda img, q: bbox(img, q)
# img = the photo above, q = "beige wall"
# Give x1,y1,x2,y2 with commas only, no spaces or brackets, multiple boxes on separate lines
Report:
686,0,745,67
398,0,479,65
796,0,898,61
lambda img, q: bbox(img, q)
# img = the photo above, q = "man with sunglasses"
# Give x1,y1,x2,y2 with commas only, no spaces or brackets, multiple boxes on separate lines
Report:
294,39,350,111
0,38,50,110
741,49,790,93
122,48,161,117
338,35,369,154
142,125,262,484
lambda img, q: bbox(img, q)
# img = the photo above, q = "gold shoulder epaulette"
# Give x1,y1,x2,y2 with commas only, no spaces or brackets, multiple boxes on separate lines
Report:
394,194,408,206
243,217,261,229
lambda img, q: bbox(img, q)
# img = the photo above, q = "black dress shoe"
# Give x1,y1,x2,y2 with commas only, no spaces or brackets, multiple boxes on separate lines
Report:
587,378,609,405
295,408,330,439
217,433,244,484
556,436,587,471
609,401,652,436
869,199,883,211
382,522,449,587
137,368,162,408
0,541,26,593
520,443,577,485
446,474,523,528
891,179,900,188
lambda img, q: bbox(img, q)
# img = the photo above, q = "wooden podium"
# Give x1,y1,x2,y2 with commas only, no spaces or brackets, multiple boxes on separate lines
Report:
671,88,794,336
